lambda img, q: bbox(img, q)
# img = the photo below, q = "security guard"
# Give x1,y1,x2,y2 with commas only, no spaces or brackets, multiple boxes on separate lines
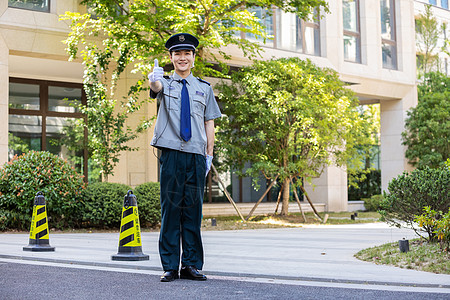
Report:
148,33,221,282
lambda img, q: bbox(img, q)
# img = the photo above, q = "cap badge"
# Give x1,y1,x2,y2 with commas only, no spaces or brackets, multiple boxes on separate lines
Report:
179,35,185,42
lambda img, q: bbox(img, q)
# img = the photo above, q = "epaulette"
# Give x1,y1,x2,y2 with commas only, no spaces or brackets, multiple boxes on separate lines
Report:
197,77,210,85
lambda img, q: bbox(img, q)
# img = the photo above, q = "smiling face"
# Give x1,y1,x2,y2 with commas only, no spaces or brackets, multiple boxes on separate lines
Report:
170,49,195,78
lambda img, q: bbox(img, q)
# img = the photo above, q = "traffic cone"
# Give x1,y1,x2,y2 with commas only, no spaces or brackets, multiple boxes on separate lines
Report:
112,190,149,261
23,192,55,252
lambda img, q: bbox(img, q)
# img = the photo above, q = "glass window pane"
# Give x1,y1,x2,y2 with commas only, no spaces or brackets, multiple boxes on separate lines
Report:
9,82,40,110
380,0,394,41
276,9,302,51
48,86,82,113
46,117,85,174
304,26,320,56
8,0,49,12
343,0,358,32
8,114,42,160
246,7,274,47
344,35,361,62
382,43,397,69
429,0,437,5
441,0,448,9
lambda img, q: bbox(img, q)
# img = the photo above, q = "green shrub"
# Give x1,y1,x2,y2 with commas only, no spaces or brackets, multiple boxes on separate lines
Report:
0,211,6,231
362,194,383,212
415,206,450,251
348,169,381,200
81,182,131,228
134,182,161,228
380,166,450,238
0,151,85,230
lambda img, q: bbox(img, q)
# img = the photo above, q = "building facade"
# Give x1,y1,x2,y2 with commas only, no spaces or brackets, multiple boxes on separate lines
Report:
2,1,442,212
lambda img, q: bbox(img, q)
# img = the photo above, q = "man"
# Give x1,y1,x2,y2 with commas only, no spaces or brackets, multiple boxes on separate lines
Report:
148,33,221,282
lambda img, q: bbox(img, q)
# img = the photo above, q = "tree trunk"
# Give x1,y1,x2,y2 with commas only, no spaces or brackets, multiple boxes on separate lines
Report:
245,175,279,221
274,188,283,214
281,177,290,216
291,179,306,222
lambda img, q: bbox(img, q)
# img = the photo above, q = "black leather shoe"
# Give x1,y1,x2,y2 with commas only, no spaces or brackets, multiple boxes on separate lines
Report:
160,270,179,282
180,266,207,281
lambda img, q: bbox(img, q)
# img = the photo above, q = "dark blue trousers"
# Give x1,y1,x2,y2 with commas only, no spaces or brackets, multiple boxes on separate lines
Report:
159,148,206,271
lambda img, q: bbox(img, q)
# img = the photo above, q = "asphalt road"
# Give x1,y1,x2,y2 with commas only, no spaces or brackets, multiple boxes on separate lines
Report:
0,261,447,300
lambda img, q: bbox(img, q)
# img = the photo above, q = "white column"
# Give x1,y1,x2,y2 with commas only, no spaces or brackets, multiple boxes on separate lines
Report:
0,34,9,165
380,88,417,191
304,165,348,212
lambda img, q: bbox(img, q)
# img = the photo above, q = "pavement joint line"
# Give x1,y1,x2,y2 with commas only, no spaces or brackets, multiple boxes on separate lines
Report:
1,253,449,290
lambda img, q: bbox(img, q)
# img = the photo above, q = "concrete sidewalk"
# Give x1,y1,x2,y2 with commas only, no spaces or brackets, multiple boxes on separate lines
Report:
0,223,449,289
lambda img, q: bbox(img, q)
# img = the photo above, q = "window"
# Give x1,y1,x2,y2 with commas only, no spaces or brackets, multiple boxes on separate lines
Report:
8,78,94,182
275,9,301,51
245,7,274,47
274,8,321,56
8,0,50,12
380,0,397,69
343,0,361,63
442,0,449,9
429,0,437,5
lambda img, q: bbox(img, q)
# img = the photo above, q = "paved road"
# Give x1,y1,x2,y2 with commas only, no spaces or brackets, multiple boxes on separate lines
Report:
0,261,447,300
1,223,449,298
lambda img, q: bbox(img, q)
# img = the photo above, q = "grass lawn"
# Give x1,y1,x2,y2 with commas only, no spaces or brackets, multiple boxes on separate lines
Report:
355,239,450,275
201,211,381,230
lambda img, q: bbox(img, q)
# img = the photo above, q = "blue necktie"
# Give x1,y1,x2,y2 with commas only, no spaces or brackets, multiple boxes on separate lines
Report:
180,79,191,141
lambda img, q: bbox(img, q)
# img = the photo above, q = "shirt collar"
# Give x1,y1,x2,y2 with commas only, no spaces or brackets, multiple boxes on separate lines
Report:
172,72,194,85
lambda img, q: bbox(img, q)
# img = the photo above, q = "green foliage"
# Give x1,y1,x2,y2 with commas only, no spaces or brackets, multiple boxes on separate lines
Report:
402,72,450,169
348,169,381,200
415,5,441,75
415,206,450,252
8,133,29,155
216,57,375,214
417,71,450,96
0,151,85,230
68,0,329,77
81,182,131,228
380,166,450,239
134,182,161,228
362,194,383,212
81,182,161,229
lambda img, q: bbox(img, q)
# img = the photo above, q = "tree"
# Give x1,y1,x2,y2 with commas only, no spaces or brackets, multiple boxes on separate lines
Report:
415,5,441,75
402,72,450,169
61,0,328,181
216,58,375,215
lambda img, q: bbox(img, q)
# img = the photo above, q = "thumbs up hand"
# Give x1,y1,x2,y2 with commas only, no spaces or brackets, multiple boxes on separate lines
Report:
148,59,164,82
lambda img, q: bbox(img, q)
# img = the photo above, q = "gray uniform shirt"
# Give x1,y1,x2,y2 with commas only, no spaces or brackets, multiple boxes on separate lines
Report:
150,73,222,156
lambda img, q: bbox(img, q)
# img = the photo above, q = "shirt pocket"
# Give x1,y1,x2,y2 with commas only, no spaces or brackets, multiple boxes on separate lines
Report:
192,96,206,118
163,92,179,111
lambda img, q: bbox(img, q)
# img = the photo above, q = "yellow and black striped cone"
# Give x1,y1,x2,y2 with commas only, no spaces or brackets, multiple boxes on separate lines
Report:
23,192,55,252
112,190,149,261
